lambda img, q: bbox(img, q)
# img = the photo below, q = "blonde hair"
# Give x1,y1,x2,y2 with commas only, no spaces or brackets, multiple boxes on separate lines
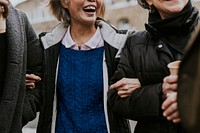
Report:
48,0,70,22
98,3,105,18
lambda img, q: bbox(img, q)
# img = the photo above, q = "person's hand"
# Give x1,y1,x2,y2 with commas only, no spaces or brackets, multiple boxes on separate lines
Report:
26,74,41,89
110,78,141,98
0,0,10,18
162,75,180,123
162,75,178,95
162,92,181,123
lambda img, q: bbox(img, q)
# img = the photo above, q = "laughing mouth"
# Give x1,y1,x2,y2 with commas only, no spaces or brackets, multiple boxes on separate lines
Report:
83,6,96,12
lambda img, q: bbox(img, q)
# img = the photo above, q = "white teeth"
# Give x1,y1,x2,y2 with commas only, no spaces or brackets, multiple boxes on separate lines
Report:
84,6,96,10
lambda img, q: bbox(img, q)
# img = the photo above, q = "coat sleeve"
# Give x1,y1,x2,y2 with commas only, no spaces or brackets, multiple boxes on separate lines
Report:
108,38,164,121
22,13,43,125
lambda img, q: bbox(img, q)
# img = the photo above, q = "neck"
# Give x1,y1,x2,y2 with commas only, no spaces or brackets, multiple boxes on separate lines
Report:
70,23,97,46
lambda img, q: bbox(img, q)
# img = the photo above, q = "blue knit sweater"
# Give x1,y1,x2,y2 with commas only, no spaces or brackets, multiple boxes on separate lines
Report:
56,44,107,133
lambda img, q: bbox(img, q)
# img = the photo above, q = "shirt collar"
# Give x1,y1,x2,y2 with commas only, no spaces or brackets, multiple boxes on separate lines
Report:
62,26,102,49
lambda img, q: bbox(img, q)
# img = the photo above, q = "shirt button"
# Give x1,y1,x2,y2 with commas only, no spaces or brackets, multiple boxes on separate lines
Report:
158,44,163,48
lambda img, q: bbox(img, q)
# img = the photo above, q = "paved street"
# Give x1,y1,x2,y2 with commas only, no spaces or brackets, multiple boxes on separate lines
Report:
22,113,137,133
22,127,36,133
22,113,39,133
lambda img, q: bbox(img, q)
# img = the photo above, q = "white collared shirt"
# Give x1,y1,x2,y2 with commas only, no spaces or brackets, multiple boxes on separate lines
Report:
61,26,104,50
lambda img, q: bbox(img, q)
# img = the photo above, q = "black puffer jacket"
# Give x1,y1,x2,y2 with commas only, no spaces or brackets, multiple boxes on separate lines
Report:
108,1,199,133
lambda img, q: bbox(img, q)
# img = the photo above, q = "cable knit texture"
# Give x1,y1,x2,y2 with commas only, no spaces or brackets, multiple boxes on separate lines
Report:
56,44,107,133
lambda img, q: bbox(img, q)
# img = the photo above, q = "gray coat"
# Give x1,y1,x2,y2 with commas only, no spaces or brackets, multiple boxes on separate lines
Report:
0,5,43,133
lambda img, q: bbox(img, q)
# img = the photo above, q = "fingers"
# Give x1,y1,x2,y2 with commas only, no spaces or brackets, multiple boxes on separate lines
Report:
172,118,181,123
118,82,141,91
26,82,35,89
26,74,41,81
110,78,127,89
162,92,181,123
166,111,180,123
117,84,140,97
162,92,177,110
163,75,178,85
162,75,178,94
118,90,130,97
162,83,177,94
26,74,41,89
110,78,141,98
163,102,181,123
0,0,10,6
118,93,130,98
110,78,140,90
0,0,10,17
163,101,177,117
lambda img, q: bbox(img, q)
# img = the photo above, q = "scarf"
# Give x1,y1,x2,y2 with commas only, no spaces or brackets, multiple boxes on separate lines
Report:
145,0,199,54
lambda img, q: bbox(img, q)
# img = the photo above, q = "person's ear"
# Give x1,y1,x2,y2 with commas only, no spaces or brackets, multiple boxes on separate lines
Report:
60,0,69,8
146,0,153,6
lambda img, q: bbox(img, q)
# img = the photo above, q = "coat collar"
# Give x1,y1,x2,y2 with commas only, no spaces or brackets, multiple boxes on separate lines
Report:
41,19,135,55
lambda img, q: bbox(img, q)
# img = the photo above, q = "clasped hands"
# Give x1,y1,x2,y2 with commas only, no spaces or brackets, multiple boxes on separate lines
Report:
162,75,181,123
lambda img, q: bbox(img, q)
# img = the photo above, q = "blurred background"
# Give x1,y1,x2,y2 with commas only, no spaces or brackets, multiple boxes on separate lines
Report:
9,0,200,132
10,0,200,35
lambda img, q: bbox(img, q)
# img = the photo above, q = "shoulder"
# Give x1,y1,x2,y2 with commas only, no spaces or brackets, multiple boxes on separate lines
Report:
39,22,68,49
8,5,29,25
129,30,148,42
96,18,135,50
96,18,135,35
9,5,27,18
126,30,149,48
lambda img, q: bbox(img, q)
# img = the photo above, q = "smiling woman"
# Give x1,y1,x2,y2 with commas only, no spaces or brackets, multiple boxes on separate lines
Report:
108,0,200,133
30,0,134,133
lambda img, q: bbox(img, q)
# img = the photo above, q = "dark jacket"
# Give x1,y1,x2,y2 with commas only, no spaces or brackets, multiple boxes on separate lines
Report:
108,2,199,133
177,22,200,133
37,19,135,133
0,5,43,133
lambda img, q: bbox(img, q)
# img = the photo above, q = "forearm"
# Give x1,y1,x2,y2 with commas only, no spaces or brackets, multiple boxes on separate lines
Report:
22,81,42,126
108,83,164,121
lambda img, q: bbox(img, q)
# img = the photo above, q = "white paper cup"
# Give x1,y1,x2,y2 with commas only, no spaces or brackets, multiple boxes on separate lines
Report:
167,60,181,75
